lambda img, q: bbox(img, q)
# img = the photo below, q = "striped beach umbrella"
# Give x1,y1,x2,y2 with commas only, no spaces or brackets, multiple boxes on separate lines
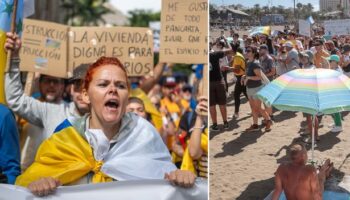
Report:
257,68,350,160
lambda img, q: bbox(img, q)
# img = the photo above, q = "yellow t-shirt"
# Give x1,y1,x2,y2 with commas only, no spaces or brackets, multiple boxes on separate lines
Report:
232,52,246,76
160,97,189,127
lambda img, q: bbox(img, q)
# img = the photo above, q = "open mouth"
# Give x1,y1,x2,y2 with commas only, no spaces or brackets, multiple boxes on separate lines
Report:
105,99,119,110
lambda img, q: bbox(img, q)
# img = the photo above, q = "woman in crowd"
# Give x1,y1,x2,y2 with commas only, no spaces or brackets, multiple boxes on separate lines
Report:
242,46,272,132
181,96,208,179
15,56,196,196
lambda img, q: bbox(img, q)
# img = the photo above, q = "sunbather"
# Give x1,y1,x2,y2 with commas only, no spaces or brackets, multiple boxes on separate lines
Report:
272,143,333,200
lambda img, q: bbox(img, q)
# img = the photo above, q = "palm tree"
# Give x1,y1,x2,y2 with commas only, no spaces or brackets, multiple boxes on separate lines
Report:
296,3,302,19
253,4,261,24
61,0,113,26
270,6,277,14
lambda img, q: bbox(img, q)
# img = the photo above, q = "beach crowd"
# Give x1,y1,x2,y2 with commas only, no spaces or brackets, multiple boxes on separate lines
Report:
209,25,348,199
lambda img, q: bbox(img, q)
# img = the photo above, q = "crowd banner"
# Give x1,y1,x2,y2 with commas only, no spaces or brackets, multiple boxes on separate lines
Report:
299,20,311,37
324,19,350,36
0,179,208,200
69,26,154,77
159,0,208,64
19,19,154,78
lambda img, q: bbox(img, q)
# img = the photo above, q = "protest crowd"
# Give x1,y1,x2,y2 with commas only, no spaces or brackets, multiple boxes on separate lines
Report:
209,20,350,199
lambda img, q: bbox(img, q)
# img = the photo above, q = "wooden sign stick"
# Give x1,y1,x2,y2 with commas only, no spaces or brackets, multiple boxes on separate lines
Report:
5,0,19,72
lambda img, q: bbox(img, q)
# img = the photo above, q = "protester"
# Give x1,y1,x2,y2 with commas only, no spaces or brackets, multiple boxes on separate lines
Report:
231,43,248,118
326,55,343,133
287,31,303,51
20,74,66,170
181,96,208,179
313,39,330,69
126,97,148,120
5,33,90,170
242,46,272,132
282,41,299,72
299,51,319,142
258,44,275,119
272,143,333,200
15,57,197,196
0,104,20,184
209,48,230,131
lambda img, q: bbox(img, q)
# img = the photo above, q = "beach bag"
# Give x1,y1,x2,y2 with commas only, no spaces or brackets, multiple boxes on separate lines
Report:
343,64,350,73
261,71,270,86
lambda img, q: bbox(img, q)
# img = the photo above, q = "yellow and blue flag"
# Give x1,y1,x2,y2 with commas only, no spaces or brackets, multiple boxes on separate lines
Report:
0,0,34,104
249,26,271,36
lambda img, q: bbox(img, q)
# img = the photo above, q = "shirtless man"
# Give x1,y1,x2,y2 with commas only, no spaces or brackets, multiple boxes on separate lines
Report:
272,143,333,200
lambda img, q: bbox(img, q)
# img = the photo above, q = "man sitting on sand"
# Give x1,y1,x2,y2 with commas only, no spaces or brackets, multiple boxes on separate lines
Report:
272,143,333,200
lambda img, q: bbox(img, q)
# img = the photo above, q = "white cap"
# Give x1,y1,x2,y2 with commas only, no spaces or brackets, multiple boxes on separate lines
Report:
283,41,293,48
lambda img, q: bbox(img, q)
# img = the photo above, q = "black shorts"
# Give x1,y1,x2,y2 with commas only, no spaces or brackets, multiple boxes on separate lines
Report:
210,80,226,106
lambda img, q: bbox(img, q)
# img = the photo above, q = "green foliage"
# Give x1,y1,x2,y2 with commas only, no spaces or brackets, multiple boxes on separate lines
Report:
60,0,112,26
128,9,160,27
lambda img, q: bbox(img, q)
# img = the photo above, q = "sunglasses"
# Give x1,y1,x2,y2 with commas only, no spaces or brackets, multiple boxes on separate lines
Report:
246,50,252,53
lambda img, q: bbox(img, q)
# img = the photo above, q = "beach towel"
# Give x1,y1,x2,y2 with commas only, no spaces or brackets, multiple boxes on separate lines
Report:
264,190,350,200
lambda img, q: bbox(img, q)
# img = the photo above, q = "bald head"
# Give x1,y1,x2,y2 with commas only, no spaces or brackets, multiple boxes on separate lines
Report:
289,143,307,163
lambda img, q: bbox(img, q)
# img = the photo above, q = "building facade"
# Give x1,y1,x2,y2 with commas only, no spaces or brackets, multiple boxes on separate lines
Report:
320,0,343,12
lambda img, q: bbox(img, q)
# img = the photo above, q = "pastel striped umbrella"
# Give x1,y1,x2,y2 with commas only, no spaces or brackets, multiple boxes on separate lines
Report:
257,68,350,161
257,68,350,115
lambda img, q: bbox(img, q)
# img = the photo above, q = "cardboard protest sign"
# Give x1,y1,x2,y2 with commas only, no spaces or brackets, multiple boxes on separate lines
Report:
68,27,154,77
19,19,69,78
19,19,154,77
324,19,350,36
160,0,208,64
299,20,311,37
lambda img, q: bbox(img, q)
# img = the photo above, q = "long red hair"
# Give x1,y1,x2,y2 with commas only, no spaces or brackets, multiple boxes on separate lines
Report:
83,56,129,90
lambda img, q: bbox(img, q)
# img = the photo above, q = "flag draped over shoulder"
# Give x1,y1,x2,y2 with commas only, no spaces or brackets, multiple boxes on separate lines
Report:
0,0,34,104
15,119,113,187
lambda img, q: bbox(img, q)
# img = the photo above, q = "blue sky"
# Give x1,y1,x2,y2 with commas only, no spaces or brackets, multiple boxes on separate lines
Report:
210,0,320,11
110,0,161,15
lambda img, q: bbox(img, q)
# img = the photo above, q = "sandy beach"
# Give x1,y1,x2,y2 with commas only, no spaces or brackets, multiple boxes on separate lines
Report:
209,73,350,199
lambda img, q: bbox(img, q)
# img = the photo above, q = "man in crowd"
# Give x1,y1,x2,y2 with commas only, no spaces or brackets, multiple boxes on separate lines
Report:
287,31,303,51
313,39,330,69
209,48,231,131
5,33,90,170
259,44,275,119
283,41,299,72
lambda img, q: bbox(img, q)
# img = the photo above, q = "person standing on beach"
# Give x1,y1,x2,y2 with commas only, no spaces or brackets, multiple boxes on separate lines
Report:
242,46,272,132
272,143,333,200
281,41,299,72
231,43,247,119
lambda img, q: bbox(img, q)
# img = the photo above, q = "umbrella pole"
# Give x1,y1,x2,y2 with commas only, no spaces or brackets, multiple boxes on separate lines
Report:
311,115,315,163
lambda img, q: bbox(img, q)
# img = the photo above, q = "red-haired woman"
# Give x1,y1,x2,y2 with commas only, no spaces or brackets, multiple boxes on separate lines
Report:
15,56,196,196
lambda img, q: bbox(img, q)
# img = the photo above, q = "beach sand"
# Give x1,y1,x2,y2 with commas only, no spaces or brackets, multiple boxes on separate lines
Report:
209,73,350,199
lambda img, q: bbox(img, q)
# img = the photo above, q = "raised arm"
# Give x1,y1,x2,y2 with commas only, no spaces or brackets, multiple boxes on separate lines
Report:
139,62,166,93
188,96,207,160
5,32,47,127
